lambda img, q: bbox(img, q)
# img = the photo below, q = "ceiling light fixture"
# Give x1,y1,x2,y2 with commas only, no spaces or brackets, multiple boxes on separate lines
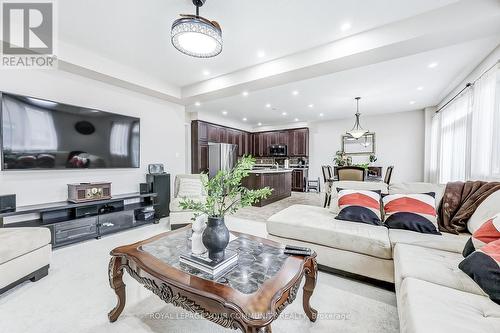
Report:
308,104,314,108
257,122,262,126
242,91,249,97
417,86,424,91
257,50,266,58
341,22,351,31
428,62,438,69
242,117,247,121
195,102,201,106
282,112,287,116
319,113,324,117
346,97,368,139
294,118,299,122
171,0,222,58
265,103,271,108
221,110,228,115
409,101,416,105
292,90,299,96
202,70,210,76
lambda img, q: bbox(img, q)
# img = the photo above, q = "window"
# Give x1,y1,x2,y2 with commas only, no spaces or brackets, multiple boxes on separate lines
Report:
430,65,499,183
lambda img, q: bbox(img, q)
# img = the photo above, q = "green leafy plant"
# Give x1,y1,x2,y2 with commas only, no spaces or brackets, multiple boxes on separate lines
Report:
179,156,272,218
354,163,369,170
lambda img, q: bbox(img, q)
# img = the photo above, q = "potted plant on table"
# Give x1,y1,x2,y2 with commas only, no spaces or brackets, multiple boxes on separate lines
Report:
179,156,272,262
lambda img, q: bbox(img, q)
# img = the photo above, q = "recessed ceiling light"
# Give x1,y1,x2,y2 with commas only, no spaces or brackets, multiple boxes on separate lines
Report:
257,50,266,58
257,122,262,126
242,91,249,97
319,113,324,117
308,104,314,108
292,90,299,96
282,112,287,116
428,62,438,69
409,101,416,105
294,118,299,122
202,70,210,76
242,117,247,121
265,103,271,108
340,22,351,31
221,110,228,115
195,101,201,107
417,86,424,91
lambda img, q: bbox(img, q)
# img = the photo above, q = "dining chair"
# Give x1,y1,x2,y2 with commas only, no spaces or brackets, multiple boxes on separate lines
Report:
384,166,394,185
337,166,366,181
321,165,334,207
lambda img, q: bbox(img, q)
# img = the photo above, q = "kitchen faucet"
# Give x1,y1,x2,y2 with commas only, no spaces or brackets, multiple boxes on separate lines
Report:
275,162,279,170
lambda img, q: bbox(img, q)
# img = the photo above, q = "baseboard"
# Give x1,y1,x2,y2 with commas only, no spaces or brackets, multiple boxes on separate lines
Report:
0,265,49,295
318,264,395,292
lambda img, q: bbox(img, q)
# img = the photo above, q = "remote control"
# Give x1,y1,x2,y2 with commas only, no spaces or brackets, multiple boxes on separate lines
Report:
285,244,311,252
284,249,312,256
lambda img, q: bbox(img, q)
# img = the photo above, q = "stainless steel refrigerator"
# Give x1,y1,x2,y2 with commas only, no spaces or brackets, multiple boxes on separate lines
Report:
208,143,238,178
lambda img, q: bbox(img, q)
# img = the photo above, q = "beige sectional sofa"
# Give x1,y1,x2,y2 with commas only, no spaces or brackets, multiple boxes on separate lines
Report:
0,227,51,294
266,181,500,333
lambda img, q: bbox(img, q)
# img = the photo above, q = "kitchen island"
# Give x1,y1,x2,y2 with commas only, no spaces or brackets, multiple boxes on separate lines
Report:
242,169,293,207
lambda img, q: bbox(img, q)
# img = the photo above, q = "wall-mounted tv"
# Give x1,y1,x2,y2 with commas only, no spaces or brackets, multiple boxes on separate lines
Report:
1,92,140,170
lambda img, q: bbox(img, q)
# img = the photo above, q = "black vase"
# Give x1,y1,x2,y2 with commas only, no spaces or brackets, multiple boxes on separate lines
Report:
202,216,230,262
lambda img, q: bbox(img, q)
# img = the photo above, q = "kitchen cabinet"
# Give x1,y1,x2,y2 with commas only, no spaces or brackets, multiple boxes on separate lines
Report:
289,128,309,157
291,169,308,192
242,171,292,206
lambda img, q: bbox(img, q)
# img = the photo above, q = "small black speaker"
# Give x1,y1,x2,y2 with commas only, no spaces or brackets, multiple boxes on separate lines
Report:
0,194,16,213
139,183,150,194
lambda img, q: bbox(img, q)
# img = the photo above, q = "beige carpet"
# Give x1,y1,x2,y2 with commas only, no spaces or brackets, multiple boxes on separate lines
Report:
233,192,324,221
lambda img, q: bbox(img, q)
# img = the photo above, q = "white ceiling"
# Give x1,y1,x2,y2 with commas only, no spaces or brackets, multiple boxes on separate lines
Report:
58,0,460,87
51,0,500,126
190,37,500,126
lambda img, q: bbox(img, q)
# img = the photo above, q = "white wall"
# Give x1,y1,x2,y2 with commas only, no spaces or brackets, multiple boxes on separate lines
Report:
0,70,186,207
309,110,425,185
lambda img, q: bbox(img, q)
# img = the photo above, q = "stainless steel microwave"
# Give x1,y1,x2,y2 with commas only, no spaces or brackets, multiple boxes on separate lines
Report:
269,144,287,157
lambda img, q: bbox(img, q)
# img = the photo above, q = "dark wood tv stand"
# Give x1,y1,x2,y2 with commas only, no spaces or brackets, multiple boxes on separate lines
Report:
0,192,158,248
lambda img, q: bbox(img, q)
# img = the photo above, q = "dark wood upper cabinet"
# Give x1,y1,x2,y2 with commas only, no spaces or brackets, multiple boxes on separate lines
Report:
192,121,309,173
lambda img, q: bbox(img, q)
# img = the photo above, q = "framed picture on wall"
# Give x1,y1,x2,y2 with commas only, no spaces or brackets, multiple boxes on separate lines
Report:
341,133,376,155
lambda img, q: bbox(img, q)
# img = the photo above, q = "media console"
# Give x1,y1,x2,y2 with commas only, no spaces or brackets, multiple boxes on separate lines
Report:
0,193,158,248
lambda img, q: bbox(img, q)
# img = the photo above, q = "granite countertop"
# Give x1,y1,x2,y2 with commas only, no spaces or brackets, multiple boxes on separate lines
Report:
248,169,294,174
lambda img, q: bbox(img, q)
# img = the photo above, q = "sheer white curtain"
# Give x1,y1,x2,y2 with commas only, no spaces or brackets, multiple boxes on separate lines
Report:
430,65,499,183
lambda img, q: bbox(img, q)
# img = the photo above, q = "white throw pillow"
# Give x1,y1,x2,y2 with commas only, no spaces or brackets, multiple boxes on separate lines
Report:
177,178,203,198
468,190,500,234
389,182,445,209
329,181,388,214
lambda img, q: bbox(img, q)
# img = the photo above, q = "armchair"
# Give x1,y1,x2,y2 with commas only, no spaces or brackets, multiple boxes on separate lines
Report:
169,174,208,230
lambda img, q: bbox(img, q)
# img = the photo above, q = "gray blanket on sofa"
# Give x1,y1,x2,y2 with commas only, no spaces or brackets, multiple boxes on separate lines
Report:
438,181,500,234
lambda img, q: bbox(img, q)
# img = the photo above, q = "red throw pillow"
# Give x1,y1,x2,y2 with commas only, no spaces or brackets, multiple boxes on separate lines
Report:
459,239,500,305
335,189,382,225
463,214,500,257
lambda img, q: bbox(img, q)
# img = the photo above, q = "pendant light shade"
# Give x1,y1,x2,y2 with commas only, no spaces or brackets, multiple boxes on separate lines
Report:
171,0,222,58
346,97,368,139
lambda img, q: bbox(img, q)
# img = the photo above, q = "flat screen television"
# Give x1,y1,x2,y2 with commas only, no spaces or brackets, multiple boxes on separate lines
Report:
1,92,140,170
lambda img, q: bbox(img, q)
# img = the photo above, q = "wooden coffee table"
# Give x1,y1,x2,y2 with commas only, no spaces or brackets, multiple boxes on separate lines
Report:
108,226,318,333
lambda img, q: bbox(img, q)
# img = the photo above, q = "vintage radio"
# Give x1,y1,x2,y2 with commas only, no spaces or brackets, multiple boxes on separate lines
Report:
67,182,112,203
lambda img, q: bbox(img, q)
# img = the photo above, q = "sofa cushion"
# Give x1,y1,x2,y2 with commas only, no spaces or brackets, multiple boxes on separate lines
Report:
468,189,500,234
399,277,500,333
169,196,206,212
335,189,382,225
463,213,500,257
267,204,392,259
389,182,445,209
459,239,500,305
394,243,486,296
177,177,203,198
329,181,388,213
388,229,469,253
0,227,51,265
382,192,440,235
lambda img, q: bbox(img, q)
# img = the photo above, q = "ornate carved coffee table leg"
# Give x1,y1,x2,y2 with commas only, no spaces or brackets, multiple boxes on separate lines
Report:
303,257,318,322
108,256,126,322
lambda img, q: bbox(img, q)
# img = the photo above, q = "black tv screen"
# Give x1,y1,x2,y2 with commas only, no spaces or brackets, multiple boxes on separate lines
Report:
1,92,140,170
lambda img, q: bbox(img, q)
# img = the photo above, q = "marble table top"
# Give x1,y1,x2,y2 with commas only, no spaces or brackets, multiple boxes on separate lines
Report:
141,230,290,294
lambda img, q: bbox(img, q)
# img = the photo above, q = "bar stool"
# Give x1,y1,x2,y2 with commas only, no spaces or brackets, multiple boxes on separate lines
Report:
306,177,321,193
